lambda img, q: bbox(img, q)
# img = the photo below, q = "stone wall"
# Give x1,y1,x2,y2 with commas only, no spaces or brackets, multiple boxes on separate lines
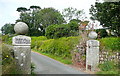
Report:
99,51,120,64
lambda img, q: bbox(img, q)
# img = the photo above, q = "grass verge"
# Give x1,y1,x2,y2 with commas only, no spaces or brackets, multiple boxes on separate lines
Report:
32,49,72,64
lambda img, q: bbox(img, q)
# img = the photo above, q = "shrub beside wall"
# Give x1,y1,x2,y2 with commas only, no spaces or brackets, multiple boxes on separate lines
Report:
31,36,47,49
97,37,120,74
96,29,108,38
32,36,81,59
99,37,120,52
99,37,120,64
2,43,17,74
45,22,79,39
2,35,12,44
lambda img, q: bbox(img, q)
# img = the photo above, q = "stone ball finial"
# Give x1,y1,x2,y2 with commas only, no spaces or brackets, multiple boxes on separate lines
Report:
88,31,98,39
14,22,29,35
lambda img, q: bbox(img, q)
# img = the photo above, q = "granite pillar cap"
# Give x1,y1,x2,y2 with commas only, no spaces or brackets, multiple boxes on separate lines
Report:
88,31,98,39
14,22,29,35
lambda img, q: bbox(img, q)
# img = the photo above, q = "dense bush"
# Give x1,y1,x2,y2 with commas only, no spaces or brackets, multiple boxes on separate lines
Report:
68,21,79,36
2,44,13,65
32,36,80,59
2,43,17,74
45,24,70,39
96,29,108,38
45,21,79,39
31,36,47,49
2,35,12,44
2,35,9,42
99,37,120,51
68,21,79,31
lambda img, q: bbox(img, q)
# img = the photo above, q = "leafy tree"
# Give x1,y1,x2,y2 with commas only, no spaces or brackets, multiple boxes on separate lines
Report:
69,19,81,23
16,7,28,12
45,21,79,39
45,24,70,39
90,2,120,36
62,7,85,22
38,8,65,28
16,6,42,36
68,20,79,31
30,5,41,10
96,29,108,38
68,20,80,36
16,7,64,36
1,23,15,35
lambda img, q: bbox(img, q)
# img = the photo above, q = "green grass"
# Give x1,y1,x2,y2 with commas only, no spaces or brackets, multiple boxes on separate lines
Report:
96,70,119,74
97,37,120,75
33,49,72,64
96,61,119,75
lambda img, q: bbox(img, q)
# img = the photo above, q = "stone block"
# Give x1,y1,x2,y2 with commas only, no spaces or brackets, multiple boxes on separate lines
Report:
13,46,31,74
86,40,99,71
12,35,31,46
86,40,99,47
12,35,31,74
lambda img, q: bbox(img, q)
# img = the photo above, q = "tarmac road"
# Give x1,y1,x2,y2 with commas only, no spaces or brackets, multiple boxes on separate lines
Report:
31,51,86,74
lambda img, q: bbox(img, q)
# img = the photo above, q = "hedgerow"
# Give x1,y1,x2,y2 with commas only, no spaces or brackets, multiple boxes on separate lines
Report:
32,36,81,59
99,37,120,52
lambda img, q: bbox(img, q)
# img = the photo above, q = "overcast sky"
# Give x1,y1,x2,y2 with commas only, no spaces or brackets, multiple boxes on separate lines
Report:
0,0,99,32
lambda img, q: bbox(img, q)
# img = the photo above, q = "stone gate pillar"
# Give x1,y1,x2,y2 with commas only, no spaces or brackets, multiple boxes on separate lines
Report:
12,22,31,74
86,31,99,71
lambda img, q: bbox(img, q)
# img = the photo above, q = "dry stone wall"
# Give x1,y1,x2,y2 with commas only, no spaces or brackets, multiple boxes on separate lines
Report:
99,51,120,64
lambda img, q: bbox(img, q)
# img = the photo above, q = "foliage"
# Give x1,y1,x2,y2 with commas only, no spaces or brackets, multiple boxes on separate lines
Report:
2,44,13,65
31,36,47,49
45,21,79,39
97,61,119,74
30,5,41,10
97,71,119,75
32,36,80,60
0,33,1,35
90,2,120,36
16,7,28,12
68,21,80,36
2,43,17,74
98,61,117,71
38,8,65,28
16,9,42,36
16,6,64,36
2,35,12,44
99,37,120,51
96,29,108,38
1,35,9,42
62,7,85,22
2,43,34,74
68,20,79,31
1,23,15,35
69,19,81,23
45,24,70,39
98,37,119,75
31,63,36,74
